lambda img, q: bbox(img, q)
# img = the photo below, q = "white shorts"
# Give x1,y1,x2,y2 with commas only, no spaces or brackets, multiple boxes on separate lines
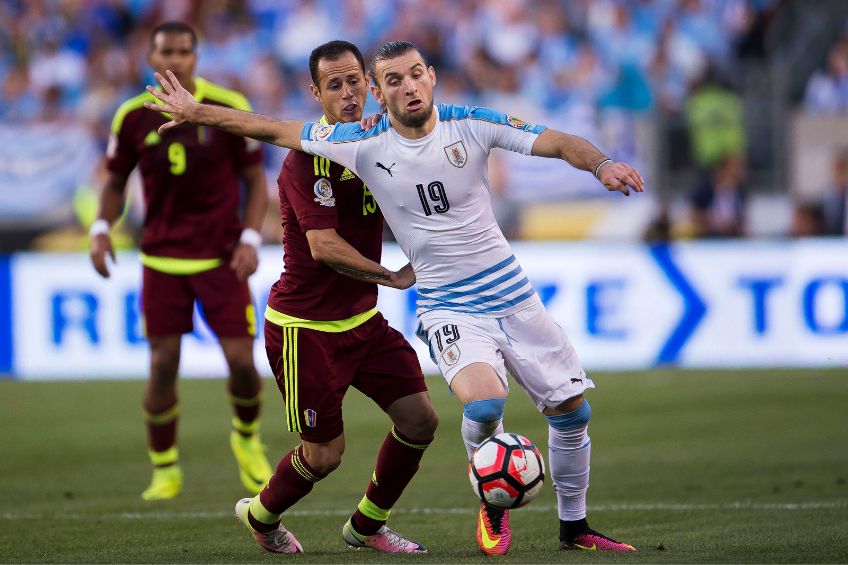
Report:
418,301,593,411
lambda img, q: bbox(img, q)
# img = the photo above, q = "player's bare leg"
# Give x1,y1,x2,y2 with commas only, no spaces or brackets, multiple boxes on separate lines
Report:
451,363,512,555
220,337,272,494
545,396,635,552
141,335,182,500
340,392,435,554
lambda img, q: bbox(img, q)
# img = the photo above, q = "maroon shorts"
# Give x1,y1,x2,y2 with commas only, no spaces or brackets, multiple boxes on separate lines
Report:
142,264,255,339
264,312,427,443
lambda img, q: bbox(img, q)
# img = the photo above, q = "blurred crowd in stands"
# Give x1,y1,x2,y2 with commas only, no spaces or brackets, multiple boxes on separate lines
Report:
0,0,846,251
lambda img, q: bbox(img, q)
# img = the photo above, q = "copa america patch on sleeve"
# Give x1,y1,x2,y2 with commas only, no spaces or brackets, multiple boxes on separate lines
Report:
507,116,535,131
310,123,335,141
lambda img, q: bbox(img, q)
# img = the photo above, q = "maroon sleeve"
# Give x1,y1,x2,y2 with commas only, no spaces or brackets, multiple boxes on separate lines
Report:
281,151,339,232
105,111,139,178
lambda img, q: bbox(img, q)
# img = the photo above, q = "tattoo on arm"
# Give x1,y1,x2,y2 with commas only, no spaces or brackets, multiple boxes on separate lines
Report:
328,262,392,281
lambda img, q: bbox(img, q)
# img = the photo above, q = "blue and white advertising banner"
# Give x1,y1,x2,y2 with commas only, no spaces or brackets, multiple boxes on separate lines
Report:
4,240,847,380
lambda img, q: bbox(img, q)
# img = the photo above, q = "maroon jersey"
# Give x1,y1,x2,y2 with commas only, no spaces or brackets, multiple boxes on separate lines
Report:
267,150,383,321
106,77,262,259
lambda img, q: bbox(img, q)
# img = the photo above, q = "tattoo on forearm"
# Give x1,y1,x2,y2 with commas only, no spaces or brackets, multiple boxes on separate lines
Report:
329,263,392,281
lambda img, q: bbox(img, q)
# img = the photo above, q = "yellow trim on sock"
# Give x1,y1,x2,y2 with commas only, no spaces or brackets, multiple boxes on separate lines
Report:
357,495,391,522
291,446,320,482
230,392,262,407
148,446,178,466
248,496,280,525
145,404,179,425
231,416,260,434
390,426,431,450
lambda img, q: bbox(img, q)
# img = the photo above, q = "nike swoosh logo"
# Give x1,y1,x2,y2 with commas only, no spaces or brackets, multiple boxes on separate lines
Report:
478,513,500,549
575,543,597,551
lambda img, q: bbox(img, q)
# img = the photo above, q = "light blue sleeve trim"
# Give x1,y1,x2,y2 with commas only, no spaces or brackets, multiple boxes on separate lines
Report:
302,116,391,143
300,122,315,141
438,103,546,134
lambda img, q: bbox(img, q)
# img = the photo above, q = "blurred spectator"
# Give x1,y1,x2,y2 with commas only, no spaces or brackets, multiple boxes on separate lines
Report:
822,149,848,235
791,200,825,237
803,39,848,115
685,66,747,169
643,201,673,243
0,66,42,123
689,153,747,238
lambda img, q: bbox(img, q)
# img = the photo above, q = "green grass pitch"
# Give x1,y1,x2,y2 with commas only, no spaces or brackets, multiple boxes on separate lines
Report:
1,369,846,563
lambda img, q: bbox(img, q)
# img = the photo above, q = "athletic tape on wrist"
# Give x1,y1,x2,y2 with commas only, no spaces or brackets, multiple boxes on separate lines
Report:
89,219,110,237
239,228,262,249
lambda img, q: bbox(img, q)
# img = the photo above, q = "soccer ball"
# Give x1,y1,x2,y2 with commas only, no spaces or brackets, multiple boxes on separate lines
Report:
468,432,545,509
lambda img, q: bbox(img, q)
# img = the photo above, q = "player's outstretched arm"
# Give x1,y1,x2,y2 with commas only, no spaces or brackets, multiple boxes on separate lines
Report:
89,172,127,278
305,228,415,290
531,129,645,196
143,70,304,150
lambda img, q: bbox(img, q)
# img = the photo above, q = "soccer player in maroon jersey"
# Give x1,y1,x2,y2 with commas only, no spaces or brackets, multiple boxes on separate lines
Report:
230,41,438,554
89,22,273,501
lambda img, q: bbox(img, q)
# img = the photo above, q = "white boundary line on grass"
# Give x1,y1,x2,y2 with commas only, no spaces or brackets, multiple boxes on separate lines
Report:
2,500,846,521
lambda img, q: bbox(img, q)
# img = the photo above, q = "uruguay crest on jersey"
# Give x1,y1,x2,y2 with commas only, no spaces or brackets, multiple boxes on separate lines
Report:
444,141,467,168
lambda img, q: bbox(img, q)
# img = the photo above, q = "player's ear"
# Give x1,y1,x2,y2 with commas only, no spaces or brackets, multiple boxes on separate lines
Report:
370,82,384,106
309,83,321,104
428,66,436,88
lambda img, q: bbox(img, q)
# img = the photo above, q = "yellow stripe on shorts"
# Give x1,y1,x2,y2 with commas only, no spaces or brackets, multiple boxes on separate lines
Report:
282,327,301,433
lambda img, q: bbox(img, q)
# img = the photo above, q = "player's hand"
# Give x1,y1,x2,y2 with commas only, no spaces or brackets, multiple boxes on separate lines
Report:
90,233,116,278
391,262,416,290
230,243,259,281
143,70,198,134
598,161,645,196
360,113,384,130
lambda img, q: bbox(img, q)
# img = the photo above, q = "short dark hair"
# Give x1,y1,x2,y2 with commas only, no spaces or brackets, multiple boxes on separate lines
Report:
369,40,425,83
149,21,198,51
308,40,366,87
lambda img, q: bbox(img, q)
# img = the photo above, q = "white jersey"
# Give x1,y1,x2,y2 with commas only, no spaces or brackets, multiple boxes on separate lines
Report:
301,103,546,317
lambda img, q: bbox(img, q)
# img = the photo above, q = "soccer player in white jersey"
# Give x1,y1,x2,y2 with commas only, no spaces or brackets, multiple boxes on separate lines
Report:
145,40,644,555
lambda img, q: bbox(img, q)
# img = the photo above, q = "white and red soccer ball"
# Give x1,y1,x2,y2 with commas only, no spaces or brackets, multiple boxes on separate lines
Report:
468,432,545,509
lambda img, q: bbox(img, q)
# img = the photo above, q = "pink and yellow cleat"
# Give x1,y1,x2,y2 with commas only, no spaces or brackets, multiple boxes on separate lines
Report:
477,503,511,555
560,528,636,552
234,498,303,554
342,519,427,554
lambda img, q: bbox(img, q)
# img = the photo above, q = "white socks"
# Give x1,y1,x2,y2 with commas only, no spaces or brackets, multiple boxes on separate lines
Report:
461,415,504,459
548,423,590,521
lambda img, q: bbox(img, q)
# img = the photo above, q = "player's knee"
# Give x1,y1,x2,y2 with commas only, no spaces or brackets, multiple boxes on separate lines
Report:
227,356,257,382
410,403,439,438
393,404,439,441
303,443,343,476
463,398,506,423
546,399,591,430
149,353,179,385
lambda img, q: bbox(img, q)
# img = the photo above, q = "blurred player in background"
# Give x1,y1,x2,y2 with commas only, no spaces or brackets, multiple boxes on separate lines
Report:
145,39,643,555
89,22,272,501
232,40,437,555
